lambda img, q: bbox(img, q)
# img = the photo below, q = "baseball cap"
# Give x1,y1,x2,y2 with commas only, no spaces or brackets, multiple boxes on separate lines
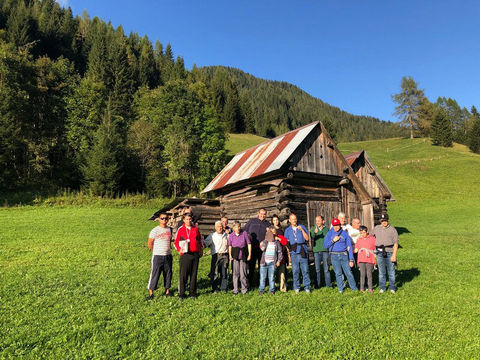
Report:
332,218,341,226
380,214,389,221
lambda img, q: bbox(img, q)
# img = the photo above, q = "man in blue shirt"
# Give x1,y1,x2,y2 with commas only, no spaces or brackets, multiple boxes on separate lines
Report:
284,213,311,293
324,218,358,293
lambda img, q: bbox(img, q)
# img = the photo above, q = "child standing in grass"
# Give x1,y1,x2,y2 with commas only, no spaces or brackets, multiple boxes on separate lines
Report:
271,226,290,292
258,228,283,294
354,225,376,293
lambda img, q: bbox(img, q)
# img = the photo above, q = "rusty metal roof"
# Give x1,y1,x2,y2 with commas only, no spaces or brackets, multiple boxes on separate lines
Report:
202,122,319,193
344,150,364,166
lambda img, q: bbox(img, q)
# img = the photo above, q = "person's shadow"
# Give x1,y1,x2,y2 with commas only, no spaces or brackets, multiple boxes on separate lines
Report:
396,267,420,288
396,227,410,235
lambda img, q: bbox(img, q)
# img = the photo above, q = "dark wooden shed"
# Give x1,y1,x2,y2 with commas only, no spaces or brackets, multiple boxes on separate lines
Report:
344,150,395,224
201,121,384,231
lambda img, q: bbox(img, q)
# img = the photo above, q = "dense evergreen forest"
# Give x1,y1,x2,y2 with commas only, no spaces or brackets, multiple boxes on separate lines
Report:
195,66,406,140
0,0,439,199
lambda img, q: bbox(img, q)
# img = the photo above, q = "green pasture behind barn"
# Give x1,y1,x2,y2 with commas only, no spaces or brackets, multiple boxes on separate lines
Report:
1,138,480,359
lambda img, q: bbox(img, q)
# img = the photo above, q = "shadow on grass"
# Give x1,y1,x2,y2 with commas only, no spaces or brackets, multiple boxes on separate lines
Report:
396,267,420,288
396,227,411,235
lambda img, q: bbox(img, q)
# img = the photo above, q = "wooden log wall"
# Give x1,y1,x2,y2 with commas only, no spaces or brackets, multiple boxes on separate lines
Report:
167,201,221,239
220,175,347,229
279,180,340,226
221,185,281,227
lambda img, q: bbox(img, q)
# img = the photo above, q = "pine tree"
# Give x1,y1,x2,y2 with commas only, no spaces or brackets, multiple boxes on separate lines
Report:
417,98,435,137
66,77,108,163
392,76,426,139
6,0,31,47
82,105,123,196
431,108,453,147
107,25,134,129
468,106,480,153
240,93,255,134
160,43,175,82
436,97,469,144
136,35,158,88
85,19,107,82
173,56,186,80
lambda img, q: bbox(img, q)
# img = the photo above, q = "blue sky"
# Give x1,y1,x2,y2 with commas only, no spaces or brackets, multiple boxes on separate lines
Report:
64,0,480,122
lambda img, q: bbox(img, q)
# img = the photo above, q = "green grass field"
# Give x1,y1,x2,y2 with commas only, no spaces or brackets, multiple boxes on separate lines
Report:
1,137,480,359
226,133,267,156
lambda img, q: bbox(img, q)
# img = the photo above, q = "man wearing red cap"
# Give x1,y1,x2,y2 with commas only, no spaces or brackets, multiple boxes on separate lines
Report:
324,218,358,293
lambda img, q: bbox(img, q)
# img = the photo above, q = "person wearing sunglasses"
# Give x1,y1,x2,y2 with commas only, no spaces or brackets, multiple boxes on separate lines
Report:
147,212,173,299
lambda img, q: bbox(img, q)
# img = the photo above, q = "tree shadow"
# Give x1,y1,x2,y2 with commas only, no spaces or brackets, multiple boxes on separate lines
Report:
396,267,420,288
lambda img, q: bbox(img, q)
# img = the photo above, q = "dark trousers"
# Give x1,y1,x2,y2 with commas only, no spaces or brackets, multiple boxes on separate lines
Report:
178,252,200,298
148,255,173,291
247,247,262,287
210,253,229,291
359,262,374,290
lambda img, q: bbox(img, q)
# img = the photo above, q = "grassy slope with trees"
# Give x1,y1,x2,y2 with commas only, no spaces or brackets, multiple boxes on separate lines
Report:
1,137,479,359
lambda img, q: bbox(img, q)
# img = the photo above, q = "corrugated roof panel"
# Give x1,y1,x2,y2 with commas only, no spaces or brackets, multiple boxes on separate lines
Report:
202,151,245,193
344,151,363,166
227,137,283,184
201,121,320,193
265,122,317,173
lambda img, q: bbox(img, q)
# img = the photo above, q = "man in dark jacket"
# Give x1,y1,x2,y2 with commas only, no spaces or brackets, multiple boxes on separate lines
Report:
244,208,271,287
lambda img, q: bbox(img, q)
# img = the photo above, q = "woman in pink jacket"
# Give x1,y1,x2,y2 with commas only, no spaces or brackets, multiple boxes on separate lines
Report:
354,225,376,293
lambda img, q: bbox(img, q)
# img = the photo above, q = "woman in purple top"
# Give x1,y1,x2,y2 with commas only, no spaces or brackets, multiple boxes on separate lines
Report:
228,221,252,294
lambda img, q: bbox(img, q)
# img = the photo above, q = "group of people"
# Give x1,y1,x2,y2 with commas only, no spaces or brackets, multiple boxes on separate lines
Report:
146,207,399,300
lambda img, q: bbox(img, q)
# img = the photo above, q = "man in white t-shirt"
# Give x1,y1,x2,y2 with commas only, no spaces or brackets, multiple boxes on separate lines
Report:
345,218,361,245
204,221,229,292
344,217,361,277
147,212,173,299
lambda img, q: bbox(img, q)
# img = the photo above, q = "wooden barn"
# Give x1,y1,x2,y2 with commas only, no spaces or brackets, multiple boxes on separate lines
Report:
149,197,221,236
344,150,395,224
152,121,394,237
200,121,386,231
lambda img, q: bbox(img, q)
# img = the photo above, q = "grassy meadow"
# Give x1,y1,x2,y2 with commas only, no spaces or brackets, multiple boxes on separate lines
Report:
1,137,480,359
226,133,267,156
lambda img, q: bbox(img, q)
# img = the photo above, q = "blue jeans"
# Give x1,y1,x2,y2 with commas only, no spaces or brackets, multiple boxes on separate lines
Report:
376,252,396,291
330,253,357,292
291,252,311,291
259,262,275,292
314,252,332,288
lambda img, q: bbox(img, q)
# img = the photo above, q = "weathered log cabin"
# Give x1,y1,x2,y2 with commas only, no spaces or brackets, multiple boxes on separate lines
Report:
149,198,221,236
344,150,395,224
201,121,386,231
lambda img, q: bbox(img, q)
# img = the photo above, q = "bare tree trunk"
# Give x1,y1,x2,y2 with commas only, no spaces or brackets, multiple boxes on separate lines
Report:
409,114,414,139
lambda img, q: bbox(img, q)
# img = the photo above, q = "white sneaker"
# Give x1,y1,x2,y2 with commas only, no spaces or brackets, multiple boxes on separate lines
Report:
390,290,396,294
379,289,385,294
294,289,300,294
305,289,311,293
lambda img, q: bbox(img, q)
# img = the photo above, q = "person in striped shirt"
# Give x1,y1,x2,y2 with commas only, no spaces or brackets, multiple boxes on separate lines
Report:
147,212,173,300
